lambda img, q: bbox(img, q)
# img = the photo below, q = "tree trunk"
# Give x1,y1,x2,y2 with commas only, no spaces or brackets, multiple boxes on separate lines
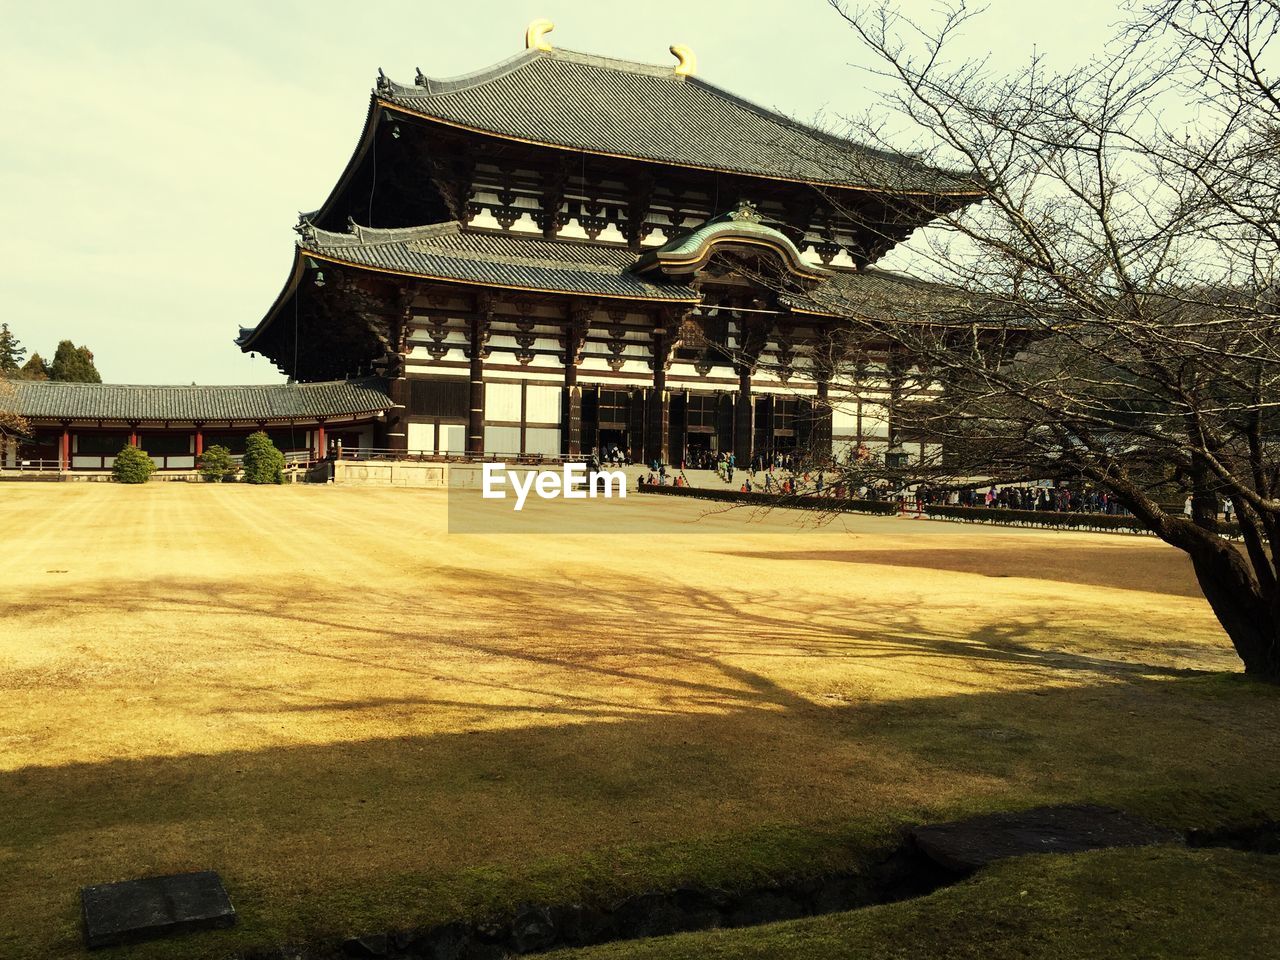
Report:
1186,542,1280,678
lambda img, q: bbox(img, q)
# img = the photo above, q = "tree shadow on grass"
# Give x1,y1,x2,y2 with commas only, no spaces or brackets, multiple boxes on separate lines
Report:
0,564,1250,959
3,670,1278,960
0,568,1203,771
713,546,1203,598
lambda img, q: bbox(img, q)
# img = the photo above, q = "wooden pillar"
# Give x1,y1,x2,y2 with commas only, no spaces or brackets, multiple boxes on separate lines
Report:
734,364,753,467
387,377,409,455
628,388,647,463
669,389,687,466
467,314,487,455
886,345,904,450
562,315,585,458
194,425,204,458
563,380,581,458
813,376,832,462
129,426,138,448
732,315,769,468
60,424,70,472
315,422,326,460
646,329,670,465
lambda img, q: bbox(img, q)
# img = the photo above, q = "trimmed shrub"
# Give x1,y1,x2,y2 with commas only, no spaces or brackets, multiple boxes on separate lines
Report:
112,444,156,484
241,431,285,485
923,504,1147,531
198,444,238,483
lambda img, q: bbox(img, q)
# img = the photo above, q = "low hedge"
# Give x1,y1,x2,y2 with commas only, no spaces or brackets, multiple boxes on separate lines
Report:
921,503,1243,538
637,483,900,516
639,488,1246,538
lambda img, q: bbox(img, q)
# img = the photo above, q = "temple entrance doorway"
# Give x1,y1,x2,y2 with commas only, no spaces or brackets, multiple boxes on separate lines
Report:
683,429,717,469
597,429,630,464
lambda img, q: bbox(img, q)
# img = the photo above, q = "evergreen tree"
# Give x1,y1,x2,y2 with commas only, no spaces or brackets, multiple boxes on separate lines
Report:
198,445,238,482
49,340,102,383
112,444,155,484
0,324,25,371
241,431,285,484
19,353,49,381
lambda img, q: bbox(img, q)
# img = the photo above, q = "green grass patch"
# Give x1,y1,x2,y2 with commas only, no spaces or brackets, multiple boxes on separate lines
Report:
547,846,1280,960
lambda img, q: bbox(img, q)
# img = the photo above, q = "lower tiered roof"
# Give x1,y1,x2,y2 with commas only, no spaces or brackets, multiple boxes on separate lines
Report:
303,221,700,301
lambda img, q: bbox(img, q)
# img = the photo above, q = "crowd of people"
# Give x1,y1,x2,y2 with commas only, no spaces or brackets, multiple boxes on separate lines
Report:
604,443,1228,523
633,447,1152,519
599,443,629,465
913,484,1133,515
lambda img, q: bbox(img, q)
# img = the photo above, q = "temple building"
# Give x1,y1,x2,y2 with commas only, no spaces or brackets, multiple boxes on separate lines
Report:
239,22,982,469
8,23,983,474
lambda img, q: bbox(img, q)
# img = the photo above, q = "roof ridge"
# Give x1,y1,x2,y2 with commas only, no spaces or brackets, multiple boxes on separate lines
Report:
392,49,539,97
547,47,682,79
304,220,462,248
397,46,681,96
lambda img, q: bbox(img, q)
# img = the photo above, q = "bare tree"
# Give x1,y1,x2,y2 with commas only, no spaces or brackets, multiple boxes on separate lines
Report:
819,0,1280,676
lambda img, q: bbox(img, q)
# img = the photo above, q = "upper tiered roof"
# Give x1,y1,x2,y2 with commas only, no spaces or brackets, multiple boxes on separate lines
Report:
378,47,982,195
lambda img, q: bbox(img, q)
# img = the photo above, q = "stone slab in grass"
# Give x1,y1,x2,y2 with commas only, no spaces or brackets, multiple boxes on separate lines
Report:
81,870,235,949
910,804,1180,874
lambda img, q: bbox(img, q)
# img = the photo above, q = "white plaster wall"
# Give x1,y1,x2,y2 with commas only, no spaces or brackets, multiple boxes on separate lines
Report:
525,385,561,424
407,422,436,453
832,405,859,433
485,425,521,453
525,428,561,457
440,425,465,453
861,403,890,439
487,382,522,421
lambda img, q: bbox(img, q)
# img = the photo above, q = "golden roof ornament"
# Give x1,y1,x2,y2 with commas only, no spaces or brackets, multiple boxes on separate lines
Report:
729,201,763,223
670,44,697,77
526,19,555,52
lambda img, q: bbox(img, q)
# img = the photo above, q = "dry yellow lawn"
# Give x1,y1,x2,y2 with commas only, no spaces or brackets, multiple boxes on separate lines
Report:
0,483,1276,959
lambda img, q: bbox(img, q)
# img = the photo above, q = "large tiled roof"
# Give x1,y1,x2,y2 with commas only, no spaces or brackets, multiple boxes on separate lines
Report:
784,267,1019,327
380,49,983,195
11,377,392,423
297,221,701,301
780,267,973,316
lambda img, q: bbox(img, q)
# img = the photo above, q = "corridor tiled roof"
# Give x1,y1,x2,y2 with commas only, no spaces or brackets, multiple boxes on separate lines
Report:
381,49,983,195
12,377,392,422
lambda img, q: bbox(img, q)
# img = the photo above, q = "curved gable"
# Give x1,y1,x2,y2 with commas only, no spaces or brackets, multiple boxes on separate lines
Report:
633,203,831,282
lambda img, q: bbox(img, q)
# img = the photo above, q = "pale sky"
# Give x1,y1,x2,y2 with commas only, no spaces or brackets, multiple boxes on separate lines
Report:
0,0,1127,384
